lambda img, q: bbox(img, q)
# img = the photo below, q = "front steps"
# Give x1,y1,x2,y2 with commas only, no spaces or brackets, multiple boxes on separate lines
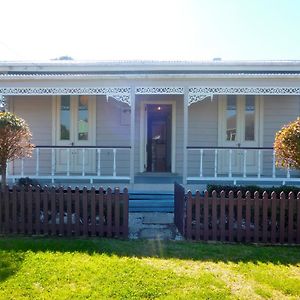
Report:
129,191,174,212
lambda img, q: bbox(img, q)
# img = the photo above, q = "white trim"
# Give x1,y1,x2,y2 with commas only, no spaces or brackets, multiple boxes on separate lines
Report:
139,99,176,173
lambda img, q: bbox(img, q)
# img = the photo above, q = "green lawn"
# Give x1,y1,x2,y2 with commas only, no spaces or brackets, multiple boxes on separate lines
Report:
0,238,299,299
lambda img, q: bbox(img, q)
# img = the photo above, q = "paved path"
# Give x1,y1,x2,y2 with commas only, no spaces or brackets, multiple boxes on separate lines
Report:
129,212,184,240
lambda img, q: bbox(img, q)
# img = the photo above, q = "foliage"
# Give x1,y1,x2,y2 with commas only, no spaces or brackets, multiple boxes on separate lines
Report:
0,112,34,189
17,177,40,188
206,184,300,197
274,117,300,169
0,238,299,299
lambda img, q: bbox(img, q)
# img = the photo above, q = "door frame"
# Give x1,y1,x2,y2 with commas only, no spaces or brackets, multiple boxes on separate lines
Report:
139,100,176,173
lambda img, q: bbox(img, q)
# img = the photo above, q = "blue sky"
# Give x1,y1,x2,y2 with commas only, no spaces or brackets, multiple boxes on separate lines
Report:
0,0,299,61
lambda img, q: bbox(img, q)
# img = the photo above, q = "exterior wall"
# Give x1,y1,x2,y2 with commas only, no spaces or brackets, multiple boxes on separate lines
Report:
187,99,218,177
95,95,130,176
9,96,53,176
10,95,53,145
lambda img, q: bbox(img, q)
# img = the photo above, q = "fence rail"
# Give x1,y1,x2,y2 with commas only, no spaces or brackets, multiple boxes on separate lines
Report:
185,190,300,244
0,186,128,238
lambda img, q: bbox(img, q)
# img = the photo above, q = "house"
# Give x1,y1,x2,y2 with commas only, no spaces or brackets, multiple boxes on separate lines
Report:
1,60,300,190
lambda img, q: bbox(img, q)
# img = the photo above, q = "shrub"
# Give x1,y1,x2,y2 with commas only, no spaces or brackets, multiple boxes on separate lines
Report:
0,112,34,189
274,117,300,169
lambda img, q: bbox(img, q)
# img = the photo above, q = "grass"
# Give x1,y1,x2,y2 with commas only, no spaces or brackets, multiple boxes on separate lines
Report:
0,238,299,299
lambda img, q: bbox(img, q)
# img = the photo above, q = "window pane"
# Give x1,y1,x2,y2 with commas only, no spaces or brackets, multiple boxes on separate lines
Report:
226,95,237,141
60,96,70,140
78,96,89,140
245,96,255,141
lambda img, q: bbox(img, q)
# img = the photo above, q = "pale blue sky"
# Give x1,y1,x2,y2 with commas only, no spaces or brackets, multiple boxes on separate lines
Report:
0,0,299,61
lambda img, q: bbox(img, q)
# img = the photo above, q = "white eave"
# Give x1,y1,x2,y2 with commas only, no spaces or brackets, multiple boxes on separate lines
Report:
1,73,300,81
1,59,300,73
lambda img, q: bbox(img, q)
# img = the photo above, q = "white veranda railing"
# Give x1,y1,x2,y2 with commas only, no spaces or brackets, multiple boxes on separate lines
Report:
187,147,296,185
6,146,131,184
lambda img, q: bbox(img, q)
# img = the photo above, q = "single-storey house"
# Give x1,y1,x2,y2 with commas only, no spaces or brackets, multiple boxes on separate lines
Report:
1,60,300,189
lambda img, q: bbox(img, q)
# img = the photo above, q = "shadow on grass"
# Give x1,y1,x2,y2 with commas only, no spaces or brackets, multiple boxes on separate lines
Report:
0,250,25,283
0,236,299,266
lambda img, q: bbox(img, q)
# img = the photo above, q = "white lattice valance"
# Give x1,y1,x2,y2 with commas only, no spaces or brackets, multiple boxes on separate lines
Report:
0,87,132,106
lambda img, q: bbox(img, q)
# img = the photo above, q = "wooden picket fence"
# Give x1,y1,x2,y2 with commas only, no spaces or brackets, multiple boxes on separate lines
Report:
0,186,128,238
173,182,300,244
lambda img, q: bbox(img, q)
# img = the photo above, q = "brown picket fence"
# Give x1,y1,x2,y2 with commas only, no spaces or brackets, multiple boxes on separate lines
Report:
0,186,128,238
173,183,300,244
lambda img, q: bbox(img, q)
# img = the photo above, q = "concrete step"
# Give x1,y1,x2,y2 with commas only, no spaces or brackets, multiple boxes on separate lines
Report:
129,212,184,240
129,192,174,212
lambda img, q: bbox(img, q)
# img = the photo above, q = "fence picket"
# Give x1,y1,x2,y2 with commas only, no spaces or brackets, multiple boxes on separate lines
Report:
203,191,209,241
237,191,243,242
75,188,80,236
228,191,234,242
288,192,294,244
4,186,10,233
212,191,217,241
98,188,104,236
67,187,72,237
42,186,49,235
59,187,64,236
271,192,277,244
123,188,129,238
12,186,17,234
27,186,33,235
254,192,260,243
220,191,226,241
106,188,112,237
195,191,201,240
114,188,120,237
245,192,251,243
90,188,96,236
50,187,56,235
279,192,286,244
82,187,88,236
186,191,193,240
35,186,41,235
262,192,269,243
